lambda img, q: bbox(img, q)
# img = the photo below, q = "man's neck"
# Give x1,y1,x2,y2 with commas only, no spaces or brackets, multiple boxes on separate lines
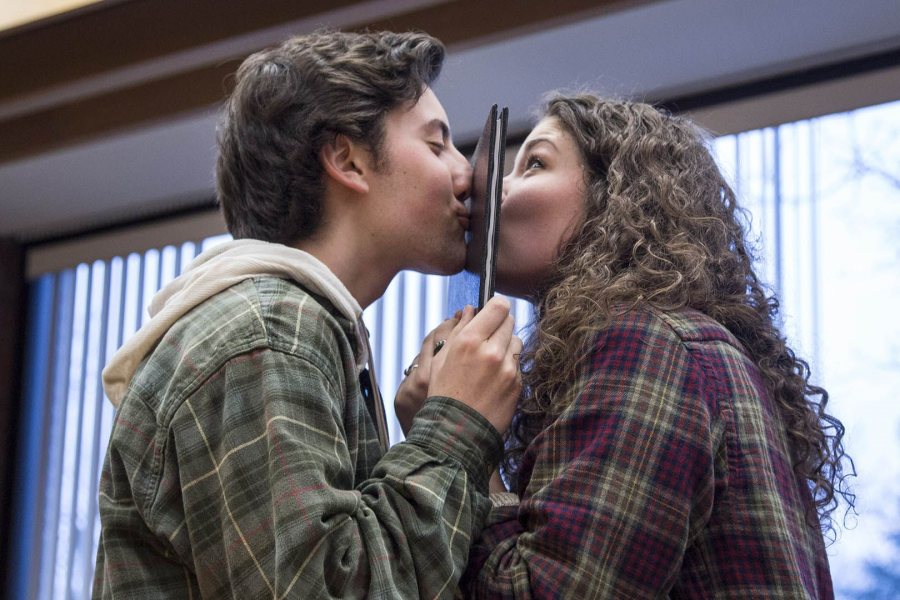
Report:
293,231,396,310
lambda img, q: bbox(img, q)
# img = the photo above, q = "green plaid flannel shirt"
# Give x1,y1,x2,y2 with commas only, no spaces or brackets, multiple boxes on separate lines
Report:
93,277,502,598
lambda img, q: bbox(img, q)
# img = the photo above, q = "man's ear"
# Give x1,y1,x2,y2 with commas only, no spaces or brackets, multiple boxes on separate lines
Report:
320,134,369,195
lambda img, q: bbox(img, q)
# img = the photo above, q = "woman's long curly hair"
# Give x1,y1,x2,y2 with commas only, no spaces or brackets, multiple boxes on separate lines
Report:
505,93,854,537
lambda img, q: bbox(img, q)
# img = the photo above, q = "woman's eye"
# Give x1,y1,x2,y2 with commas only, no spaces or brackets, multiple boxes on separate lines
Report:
525,155,544,170
429,141,445,153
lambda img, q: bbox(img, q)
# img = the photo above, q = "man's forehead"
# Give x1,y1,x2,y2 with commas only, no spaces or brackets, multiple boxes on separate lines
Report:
391,88,451,135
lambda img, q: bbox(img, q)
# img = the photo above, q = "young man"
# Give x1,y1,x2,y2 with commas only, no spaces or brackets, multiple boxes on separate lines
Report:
93,30,522,598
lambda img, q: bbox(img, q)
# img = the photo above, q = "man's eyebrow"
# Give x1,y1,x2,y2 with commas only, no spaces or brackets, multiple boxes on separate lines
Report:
424,118,451,141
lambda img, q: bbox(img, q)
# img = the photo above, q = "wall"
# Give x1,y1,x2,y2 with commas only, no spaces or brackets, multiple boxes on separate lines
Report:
0,238,25,593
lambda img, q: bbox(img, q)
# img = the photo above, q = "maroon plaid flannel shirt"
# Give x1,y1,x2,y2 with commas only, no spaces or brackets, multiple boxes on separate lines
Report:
464,305,833,599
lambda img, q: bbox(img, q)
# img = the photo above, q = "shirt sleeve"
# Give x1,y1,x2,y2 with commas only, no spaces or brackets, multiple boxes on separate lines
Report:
99,346,503,599
463,321,723,599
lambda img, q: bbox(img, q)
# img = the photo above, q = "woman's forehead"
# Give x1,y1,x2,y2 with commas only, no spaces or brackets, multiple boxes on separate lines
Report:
527,117,563,139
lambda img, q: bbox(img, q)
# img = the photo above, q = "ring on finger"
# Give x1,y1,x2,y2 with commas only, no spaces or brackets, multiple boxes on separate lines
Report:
433,338,446,355
403,363,419,377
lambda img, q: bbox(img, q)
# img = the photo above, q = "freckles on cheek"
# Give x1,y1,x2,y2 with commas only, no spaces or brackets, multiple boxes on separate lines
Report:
506,207,538,240
500,203,528,236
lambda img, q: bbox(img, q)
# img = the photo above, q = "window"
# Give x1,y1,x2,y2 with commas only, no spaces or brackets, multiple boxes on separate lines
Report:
9,99,900,599
713,98,900,596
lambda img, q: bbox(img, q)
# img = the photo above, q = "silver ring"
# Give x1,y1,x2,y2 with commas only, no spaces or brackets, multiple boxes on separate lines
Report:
403,363,419,377
433,338,446,355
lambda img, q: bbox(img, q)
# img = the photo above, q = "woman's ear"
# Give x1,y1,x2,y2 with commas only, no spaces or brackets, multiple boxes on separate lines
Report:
320,134,369,194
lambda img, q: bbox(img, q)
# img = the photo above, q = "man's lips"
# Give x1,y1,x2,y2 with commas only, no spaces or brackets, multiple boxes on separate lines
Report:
457,213,471,230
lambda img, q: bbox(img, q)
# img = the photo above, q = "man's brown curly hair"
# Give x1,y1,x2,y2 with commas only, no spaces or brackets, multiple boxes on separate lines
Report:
505,93,855,538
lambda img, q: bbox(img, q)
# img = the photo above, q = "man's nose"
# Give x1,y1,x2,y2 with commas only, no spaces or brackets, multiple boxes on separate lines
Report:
451,150,473,201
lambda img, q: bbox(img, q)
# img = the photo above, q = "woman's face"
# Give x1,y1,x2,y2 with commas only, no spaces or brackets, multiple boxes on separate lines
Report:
495,117,587,299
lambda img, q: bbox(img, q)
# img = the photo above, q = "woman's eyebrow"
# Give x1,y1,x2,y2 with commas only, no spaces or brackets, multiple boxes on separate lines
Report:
520,137,558,156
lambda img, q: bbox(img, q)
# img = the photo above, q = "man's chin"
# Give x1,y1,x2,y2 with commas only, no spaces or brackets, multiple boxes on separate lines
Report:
425,253,466,276
440,259,467,276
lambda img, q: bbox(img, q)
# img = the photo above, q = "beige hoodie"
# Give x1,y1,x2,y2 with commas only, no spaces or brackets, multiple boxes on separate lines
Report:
101,238,388,445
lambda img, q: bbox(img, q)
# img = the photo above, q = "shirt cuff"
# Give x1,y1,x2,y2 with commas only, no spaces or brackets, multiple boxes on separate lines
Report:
404,396,504,492
484,502,519,527
489,492,519,507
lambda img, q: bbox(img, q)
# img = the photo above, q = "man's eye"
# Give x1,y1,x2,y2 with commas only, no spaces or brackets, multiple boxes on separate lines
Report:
429,141,445,153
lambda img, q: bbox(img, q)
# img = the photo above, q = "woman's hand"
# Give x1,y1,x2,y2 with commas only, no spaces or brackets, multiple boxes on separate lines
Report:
394,312,461,436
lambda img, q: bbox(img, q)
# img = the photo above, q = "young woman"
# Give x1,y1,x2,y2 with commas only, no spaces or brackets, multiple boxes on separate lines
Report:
461,94,854,598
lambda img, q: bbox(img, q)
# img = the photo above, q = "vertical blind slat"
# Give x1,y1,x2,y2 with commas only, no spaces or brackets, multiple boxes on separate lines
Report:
83,260,113,594
37,269,74,600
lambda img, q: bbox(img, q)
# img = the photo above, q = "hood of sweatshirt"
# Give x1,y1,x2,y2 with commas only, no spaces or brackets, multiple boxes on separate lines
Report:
101,239,366,408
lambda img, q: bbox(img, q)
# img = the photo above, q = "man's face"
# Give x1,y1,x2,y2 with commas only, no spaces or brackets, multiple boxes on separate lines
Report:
364,88,472,275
